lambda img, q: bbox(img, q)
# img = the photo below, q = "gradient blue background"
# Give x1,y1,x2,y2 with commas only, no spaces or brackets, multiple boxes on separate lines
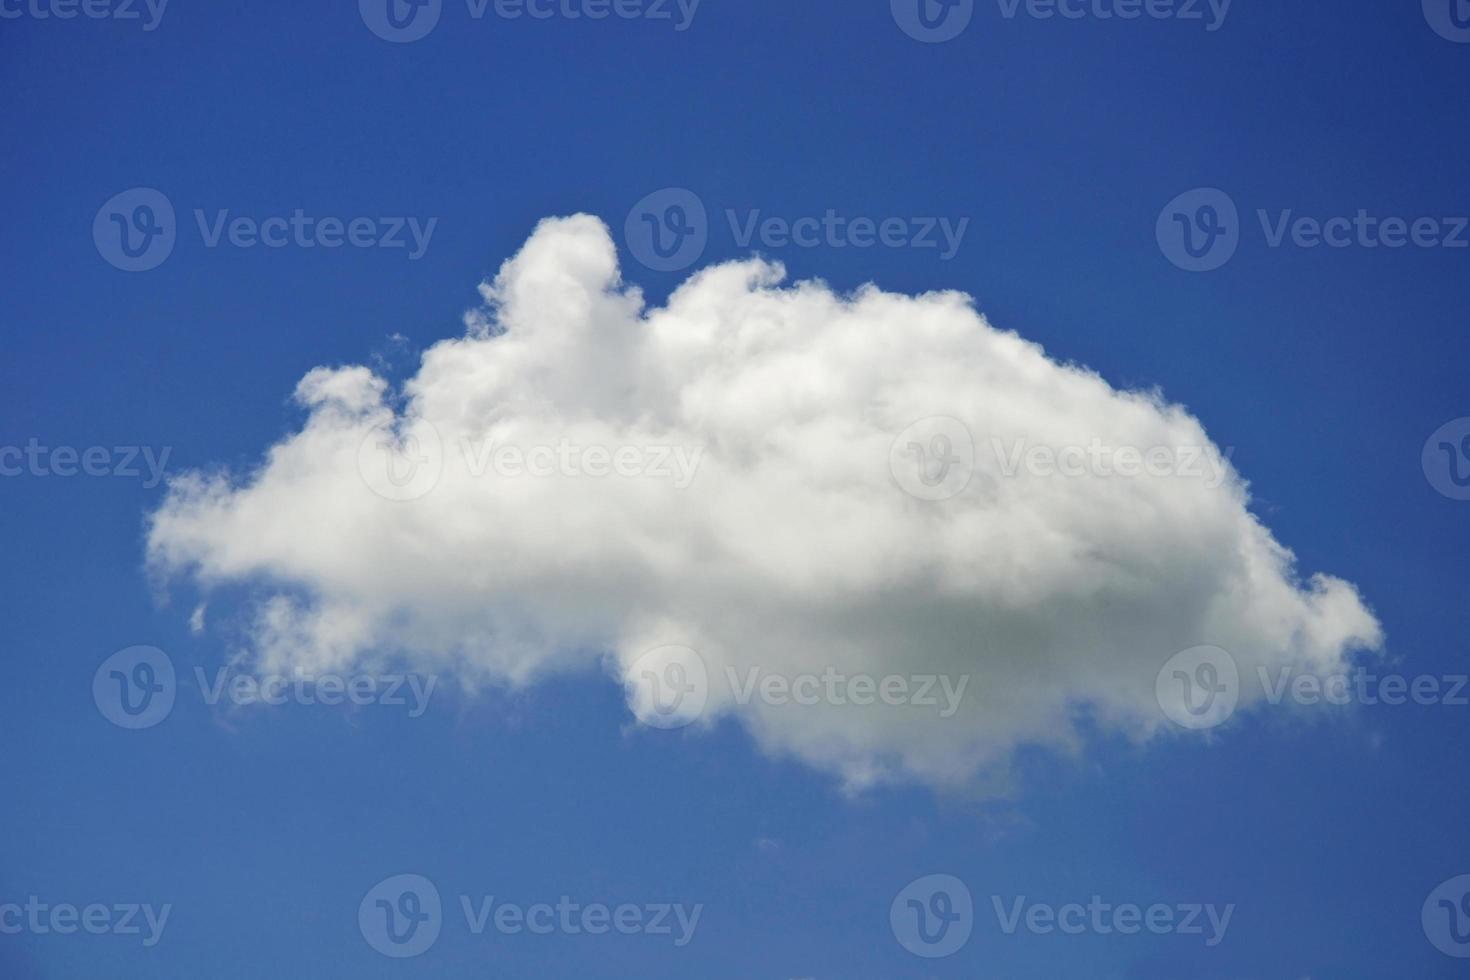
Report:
2,0,1469,976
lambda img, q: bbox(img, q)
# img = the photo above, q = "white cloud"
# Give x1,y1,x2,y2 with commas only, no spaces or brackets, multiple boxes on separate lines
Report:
146,214,1382,791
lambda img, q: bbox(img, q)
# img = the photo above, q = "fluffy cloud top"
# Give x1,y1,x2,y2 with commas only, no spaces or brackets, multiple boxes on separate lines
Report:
146,214,1381,791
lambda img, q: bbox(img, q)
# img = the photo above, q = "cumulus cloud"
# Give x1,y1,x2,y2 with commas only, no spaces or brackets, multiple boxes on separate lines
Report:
146,214,1382,791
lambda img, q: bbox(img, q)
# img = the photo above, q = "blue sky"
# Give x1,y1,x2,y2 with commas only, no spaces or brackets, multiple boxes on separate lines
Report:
3,1,1470,977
